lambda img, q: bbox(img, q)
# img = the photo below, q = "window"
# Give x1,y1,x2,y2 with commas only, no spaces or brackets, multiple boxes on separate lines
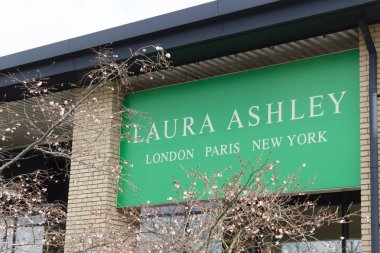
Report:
0,215,44,253
140,205,222,253
280,198,361,253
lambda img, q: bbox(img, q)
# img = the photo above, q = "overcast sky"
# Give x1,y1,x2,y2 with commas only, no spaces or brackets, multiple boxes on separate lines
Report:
0,0,214,57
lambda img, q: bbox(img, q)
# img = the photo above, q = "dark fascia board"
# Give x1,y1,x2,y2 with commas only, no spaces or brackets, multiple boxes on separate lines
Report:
1,0,380,101
0,1,216,71
0,0,282,71
217,0,280,15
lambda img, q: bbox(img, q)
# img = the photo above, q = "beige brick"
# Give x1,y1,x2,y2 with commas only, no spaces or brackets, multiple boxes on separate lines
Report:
360,22,380,253
64,84,132,252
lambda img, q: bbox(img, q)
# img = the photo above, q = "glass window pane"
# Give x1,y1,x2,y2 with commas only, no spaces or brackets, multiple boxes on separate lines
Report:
279,202,362,253
140,206,222,253
346,240,361,253
14,226,44,253
282,241,341,253
0,218,15,253
14,216,44,253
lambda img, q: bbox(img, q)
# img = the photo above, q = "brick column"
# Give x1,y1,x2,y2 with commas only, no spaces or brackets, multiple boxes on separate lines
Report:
359,23,380,253
64,84,131,252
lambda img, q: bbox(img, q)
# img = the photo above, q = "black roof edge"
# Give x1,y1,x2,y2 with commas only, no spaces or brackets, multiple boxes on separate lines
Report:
1,0,380,102
0,0,280,71
2,0,377,71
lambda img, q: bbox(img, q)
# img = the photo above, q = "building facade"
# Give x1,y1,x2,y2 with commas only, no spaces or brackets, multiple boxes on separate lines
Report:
1,1,380,252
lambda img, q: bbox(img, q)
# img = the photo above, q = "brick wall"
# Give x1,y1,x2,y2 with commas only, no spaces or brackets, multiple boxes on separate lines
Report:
64,84,132,252
359,23,380,253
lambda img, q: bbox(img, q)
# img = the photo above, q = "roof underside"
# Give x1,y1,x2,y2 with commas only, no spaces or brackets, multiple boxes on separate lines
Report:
0,29,359,149
130,29,359,90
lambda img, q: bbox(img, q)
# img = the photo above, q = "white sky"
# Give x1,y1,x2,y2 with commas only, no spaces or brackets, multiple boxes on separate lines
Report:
0,0,214,57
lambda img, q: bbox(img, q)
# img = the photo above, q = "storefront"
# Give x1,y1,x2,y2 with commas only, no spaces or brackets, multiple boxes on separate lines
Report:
118,49,363,252
1,1,380,252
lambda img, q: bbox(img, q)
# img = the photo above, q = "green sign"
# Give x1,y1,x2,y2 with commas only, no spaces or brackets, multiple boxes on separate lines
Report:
118,50,359,207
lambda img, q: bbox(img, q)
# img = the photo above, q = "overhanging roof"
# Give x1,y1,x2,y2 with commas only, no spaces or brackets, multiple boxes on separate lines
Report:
1,0,379,101
1,28,358,150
